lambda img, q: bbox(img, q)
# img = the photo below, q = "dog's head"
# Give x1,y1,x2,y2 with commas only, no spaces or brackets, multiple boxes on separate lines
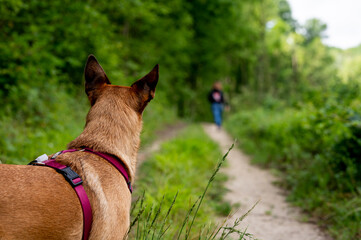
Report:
67,55,157,178
84,55,158,114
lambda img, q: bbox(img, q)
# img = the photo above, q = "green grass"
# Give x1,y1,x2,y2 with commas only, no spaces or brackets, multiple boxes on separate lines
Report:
0,92,88,164
141,93,178,146
129,125,256,239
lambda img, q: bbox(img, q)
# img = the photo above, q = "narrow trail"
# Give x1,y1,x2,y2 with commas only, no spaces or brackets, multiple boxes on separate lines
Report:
202,123,332,240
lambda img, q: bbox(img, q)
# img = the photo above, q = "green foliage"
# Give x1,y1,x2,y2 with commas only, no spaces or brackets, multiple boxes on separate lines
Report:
141,92,178,145
302,18,328,45
277,0,297,31
336,44,361,84
1,0,350,123
0,87,87,164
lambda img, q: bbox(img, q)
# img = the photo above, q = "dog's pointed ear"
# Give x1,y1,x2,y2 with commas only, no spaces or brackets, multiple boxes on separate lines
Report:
131,64,159,111
84,55,110,104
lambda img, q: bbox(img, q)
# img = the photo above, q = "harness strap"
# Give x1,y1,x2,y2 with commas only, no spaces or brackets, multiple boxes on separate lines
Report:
73,185,92,240
29,148,132,240
61,148,132,192
82,148,132,193
43,159,92,240
30,156,92,240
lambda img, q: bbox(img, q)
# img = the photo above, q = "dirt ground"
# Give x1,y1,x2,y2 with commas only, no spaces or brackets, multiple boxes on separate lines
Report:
202,123,332,240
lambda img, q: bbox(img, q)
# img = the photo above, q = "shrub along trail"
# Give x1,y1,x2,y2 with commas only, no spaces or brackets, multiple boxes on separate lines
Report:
203,123,331,240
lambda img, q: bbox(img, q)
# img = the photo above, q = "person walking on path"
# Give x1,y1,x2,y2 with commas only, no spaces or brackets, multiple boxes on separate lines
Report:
208,81,226,128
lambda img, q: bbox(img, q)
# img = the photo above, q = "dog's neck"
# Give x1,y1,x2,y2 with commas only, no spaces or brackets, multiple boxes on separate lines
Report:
68,99,142,181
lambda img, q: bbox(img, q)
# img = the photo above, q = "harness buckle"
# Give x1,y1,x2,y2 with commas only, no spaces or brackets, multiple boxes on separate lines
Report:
56,166,83,188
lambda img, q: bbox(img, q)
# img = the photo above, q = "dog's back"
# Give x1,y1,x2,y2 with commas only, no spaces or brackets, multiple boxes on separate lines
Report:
0,164,83,239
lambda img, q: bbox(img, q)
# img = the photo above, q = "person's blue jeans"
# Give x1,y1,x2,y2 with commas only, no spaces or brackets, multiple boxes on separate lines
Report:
211,103,223,127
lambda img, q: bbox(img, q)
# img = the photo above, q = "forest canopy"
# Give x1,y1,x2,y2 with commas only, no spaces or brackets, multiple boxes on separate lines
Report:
3,0,360,119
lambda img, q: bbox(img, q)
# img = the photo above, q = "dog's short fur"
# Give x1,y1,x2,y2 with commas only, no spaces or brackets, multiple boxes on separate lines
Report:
0,55,158,239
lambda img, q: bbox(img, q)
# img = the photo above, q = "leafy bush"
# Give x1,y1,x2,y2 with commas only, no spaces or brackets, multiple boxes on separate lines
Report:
0,84,87,164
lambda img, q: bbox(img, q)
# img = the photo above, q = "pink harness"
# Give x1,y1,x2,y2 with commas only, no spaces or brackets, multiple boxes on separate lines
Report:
29,148,132,240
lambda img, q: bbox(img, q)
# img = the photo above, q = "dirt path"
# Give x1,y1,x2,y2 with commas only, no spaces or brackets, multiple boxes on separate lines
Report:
202,123,331,240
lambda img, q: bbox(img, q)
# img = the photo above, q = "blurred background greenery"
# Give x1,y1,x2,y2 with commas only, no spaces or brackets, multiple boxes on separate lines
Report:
1,0,360,239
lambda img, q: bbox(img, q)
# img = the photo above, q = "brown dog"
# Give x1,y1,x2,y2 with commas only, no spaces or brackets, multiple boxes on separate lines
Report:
0,55,158,239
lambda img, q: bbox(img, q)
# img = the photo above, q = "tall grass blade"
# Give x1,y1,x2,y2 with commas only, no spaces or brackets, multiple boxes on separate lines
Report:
220,201,259,239
185,144,234,239
128,191,146,235
147,196,164,236
176,196,201,240
157,191,178,238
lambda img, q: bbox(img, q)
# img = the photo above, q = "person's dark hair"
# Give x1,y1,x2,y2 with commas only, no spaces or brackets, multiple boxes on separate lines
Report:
213,81,222,90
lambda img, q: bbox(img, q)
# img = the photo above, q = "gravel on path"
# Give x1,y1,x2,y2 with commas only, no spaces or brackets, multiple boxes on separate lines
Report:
203,123,332,240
